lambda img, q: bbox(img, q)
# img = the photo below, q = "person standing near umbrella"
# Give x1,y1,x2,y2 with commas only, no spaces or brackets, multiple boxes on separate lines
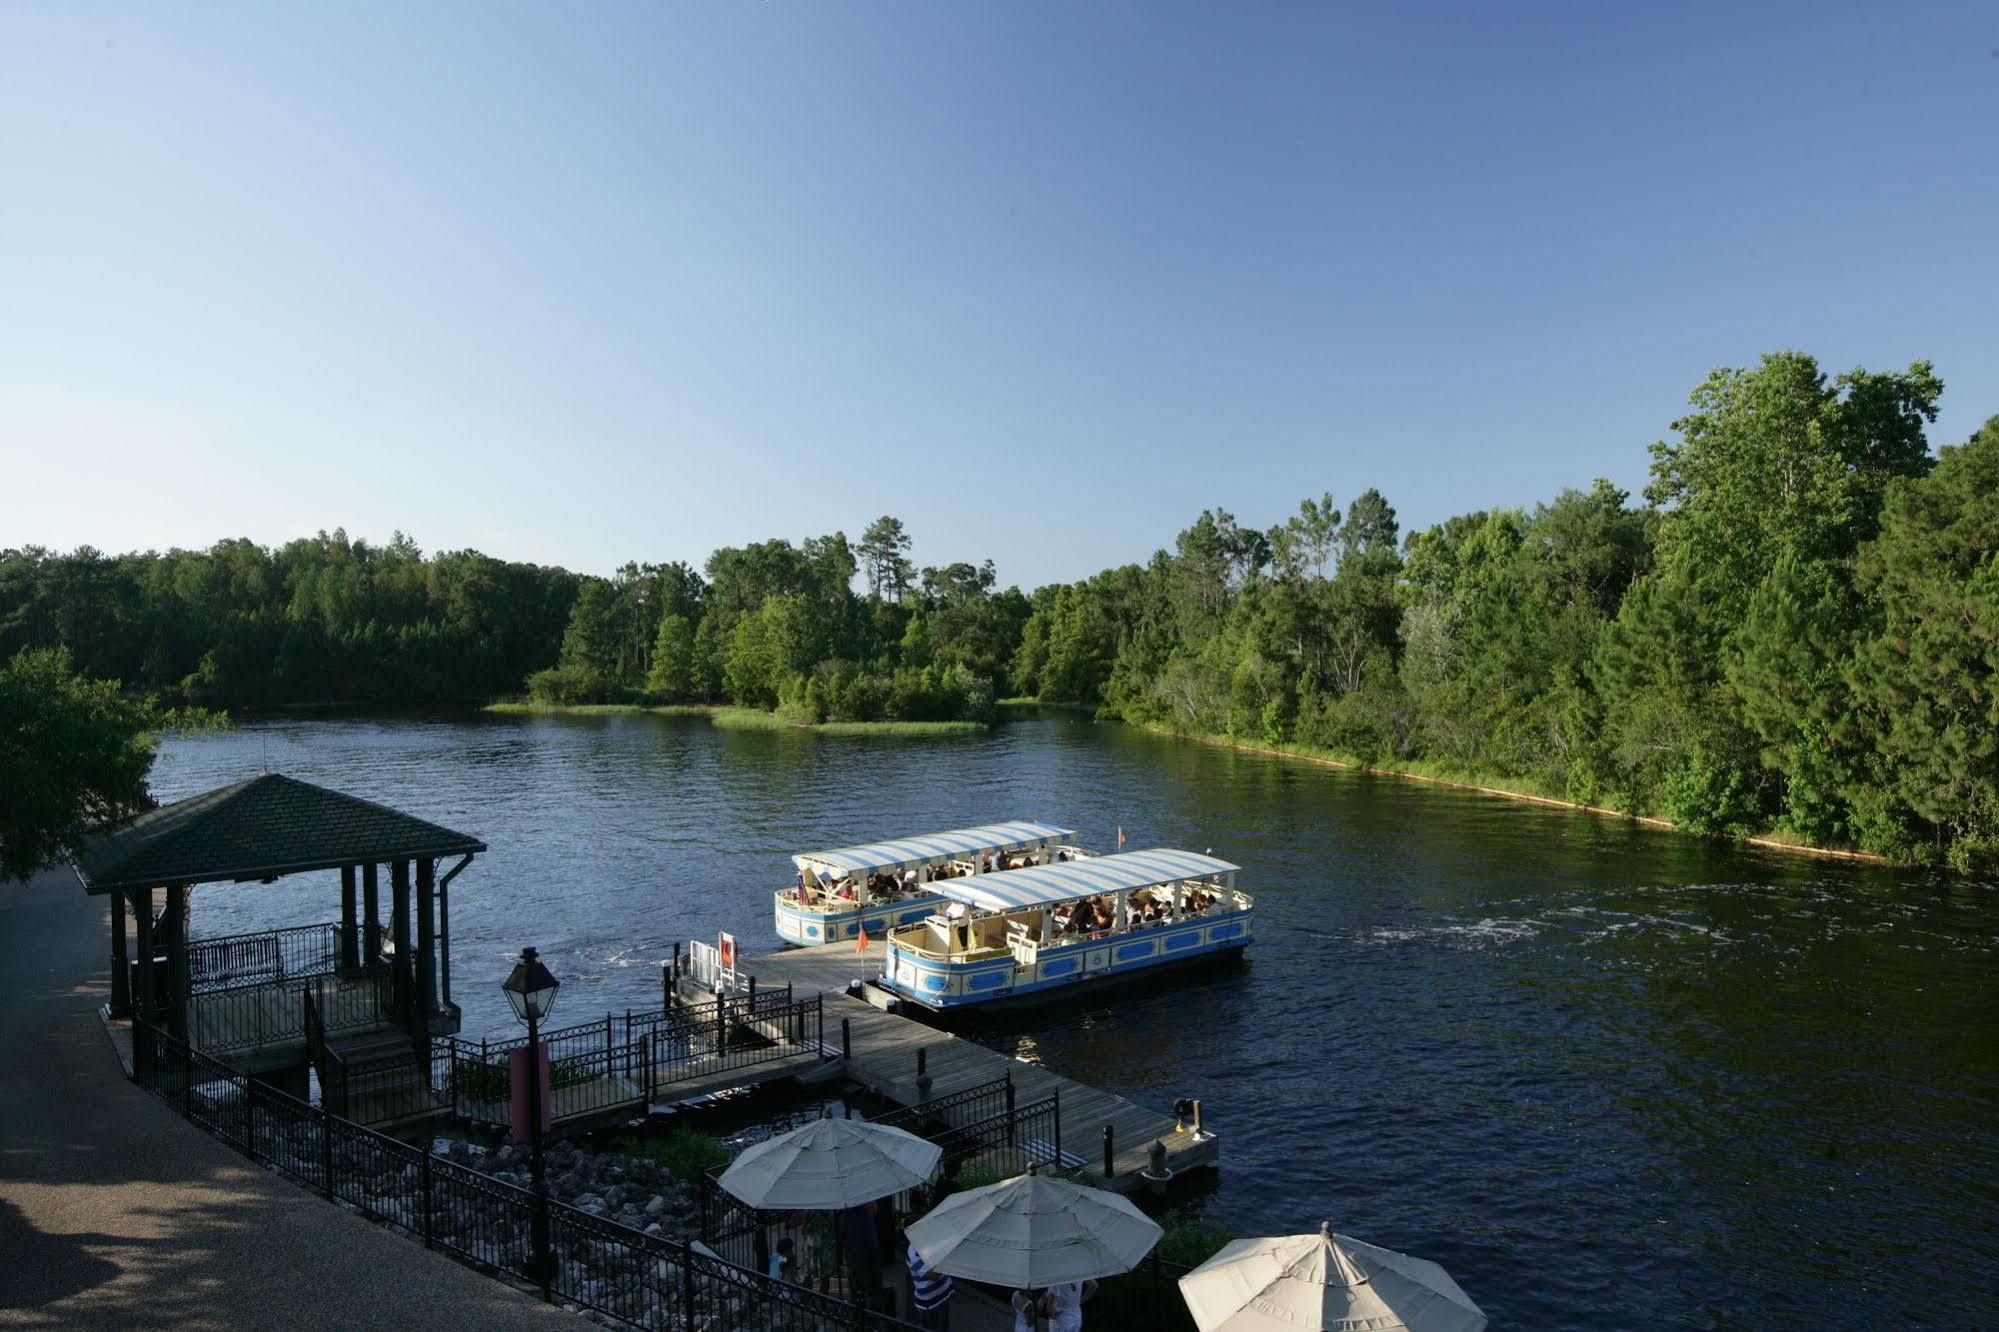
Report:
907,1238,954,1330
839,1201,886,1313
1011,1279,1096,1331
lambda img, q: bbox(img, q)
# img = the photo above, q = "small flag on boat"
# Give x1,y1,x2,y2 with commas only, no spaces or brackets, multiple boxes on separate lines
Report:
1117,825,1126,848
856,923,871,953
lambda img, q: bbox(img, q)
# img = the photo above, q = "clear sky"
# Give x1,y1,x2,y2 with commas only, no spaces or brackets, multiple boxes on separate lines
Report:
3,3,1994,590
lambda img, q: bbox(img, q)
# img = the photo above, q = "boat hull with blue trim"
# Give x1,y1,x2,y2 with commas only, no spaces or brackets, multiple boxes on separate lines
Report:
882,909,1254,1012
879,847,1254,1012
777,895,951,946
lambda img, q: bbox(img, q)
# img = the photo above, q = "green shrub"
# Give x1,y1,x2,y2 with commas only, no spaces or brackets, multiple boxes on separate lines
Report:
602,1128,731,1182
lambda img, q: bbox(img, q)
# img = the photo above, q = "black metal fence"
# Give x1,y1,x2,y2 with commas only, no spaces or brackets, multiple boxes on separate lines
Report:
187,967,391,1057
130,1018,920,1330
869,1074,1014,1136
927,1091,1062,1183
188,921,345,990
441,994,825,1131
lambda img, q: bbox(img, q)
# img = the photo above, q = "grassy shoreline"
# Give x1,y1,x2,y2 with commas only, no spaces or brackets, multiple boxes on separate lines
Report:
483,701,724,717
1136,723,1887,865
712,708,987,736
485,699,985,735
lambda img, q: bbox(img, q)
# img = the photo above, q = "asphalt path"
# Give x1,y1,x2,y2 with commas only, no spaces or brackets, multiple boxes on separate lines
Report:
0,867,569,1330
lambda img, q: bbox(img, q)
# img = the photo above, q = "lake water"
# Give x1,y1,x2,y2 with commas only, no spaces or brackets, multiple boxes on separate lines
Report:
152,710,1999,1329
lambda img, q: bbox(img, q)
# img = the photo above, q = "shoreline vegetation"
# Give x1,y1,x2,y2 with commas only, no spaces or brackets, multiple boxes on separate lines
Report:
483,701,724,717
8,355,1994,870
1136,723,1888,865
483,699,986,735
482,697,1879,860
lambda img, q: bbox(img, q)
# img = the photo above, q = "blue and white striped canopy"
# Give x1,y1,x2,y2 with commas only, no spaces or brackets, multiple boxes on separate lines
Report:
928,848,1240,914
794,821,1075,876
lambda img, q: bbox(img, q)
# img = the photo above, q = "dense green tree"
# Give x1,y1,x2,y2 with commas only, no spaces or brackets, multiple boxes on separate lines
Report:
1646,352,1940,616
645,614,699,700
857,516,915,603
898,610,934,669
0,647,216,881
1846,417,1999,868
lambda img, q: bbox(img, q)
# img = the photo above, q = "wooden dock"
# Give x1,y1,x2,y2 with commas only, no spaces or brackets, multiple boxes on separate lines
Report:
702,940,1220,1194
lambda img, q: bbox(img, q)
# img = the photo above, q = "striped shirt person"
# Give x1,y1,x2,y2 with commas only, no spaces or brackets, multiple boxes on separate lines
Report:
907,1240,953,1331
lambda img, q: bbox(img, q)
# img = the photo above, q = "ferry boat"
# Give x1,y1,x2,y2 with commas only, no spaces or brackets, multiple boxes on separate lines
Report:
774,822,1083,946
880,848,1252,1011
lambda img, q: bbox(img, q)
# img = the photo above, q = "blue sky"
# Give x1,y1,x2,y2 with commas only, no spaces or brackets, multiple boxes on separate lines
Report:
3,3,1993,590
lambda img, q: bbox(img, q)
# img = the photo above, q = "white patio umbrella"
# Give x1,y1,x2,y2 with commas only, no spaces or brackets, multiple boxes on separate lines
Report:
1178,1223,1486,1332
717,1117,943,1211
906,1170,1164,1287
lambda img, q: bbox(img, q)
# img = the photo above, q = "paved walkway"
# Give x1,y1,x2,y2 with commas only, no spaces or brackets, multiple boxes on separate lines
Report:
0,868,570,1330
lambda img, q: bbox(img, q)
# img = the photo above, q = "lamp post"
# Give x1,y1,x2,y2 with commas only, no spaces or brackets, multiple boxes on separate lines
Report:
502,946,560,1296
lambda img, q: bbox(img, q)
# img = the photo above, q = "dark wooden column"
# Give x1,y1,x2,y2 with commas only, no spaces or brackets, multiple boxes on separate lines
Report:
165,884,190,1040
438,872,452,1007
339,865,360,974
109,891,132,1017
415,857,437,1039
363,863,382,969
130,888,155,1077
391,859,413,1027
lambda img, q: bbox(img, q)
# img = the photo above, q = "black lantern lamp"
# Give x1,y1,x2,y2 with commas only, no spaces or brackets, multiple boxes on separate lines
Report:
502,945,559,1292
502,946,560,1026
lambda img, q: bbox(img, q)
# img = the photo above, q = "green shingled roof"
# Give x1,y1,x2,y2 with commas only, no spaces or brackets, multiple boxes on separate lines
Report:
73,773,486,895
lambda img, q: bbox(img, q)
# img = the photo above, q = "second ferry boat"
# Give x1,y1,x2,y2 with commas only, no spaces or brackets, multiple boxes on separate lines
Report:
774,821,1084,945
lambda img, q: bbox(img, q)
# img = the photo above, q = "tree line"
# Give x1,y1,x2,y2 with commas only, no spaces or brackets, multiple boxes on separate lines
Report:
1012,353,1993,870
521,516,1030,725
4,350,1993,867
0,532,580,705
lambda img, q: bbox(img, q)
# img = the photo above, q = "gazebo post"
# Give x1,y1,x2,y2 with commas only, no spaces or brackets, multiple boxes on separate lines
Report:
109,890,131,1017
131,887,156,1067
438,873,452,1008
339,865,360,975
165,884,190,1040
363,863,382,970
391,859,413,1027
415,857,437,1040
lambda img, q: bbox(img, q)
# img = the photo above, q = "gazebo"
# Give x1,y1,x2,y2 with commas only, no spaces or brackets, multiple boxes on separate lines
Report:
74,773,486,1080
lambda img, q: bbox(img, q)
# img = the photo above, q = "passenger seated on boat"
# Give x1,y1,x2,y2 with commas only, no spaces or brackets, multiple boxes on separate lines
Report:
834,879,857,901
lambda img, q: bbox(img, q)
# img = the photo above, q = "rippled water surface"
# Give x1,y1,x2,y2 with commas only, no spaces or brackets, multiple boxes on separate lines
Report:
154,711,1999,1328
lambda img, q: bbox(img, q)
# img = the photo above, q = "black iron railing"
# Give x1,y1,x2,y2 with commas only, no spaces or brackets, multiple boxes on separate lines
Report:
928,1091,1063,1181
870,1074,1014,1135
187,921,348,992
186,968,391,1056
129,1018,919,1330
444,994,825,1129
625,985,797,1042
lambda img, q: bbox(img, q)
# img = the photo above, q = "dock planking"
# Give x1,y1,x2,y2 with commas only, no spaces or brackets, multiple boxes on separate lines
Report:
712,939,1220,1193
